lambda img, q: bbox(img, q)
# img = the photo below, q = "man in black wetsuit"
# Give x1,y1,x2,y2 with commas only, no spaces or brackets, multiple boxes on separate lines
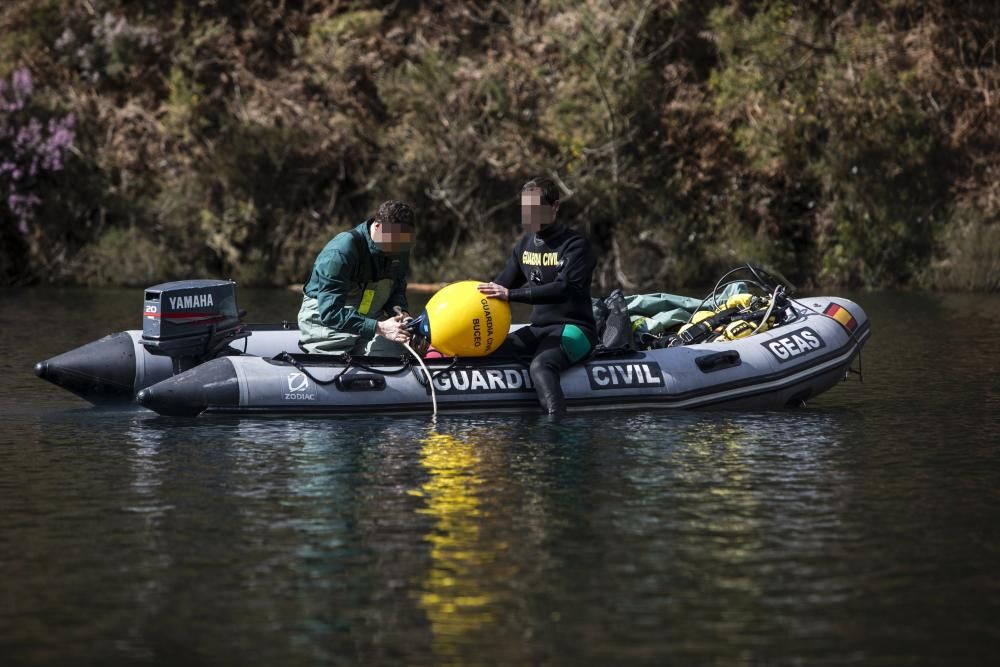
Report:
478,177,597,415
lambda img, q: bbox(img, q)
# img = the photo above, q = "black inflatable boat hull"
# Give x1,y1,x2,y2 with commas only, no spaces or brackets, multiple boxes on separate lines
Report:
136,298,870,416
35,324,301,405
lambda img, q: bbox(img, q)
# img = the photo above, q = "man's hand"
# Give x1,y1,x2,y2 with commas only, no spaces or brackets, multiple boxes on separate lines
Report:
376,314,412,344
477,282,509,301
392,307,413,325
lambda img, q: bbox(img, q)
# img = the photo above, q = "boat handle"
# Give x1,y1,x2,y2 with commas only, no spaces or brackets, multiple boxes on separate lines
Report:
335,375,387,391
696,350,741,373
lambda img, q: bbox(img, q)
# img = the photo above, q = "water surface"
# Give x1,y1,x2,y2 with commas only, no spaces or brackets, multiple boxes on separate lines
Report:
1,288,998,664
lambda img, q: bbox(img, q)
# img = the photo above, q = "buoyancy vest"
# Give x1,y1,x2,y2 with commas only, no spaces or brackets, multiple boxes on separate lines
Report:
345,229,399,318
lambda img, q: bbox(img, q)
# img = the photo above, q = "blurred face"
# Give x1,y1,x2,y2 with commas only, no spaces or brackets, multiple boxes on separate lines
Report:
521,188,558,233
371,221,414,253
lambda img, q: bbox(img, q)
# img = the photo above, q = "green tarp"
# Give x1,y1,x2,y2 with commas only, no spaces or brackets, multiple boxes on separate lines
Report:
625,283,750,334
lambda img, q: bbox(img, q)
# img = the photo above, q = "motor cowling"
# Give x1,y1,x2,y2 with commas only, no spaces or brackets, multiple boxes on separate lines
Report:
141,279,249,372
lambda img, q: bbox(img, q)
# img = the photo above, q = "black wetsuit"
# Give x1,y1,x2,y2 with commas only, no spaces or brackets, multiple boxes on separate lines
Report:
494,223,597,414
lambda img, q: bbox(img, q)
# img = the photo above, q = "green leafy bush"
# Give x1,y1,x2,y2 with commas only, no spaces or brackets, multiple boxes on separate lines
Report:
0,0,997,291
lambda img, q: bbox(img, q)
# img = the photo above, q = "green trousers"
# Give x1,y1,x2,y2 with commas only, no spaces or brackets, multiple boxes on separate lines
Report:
298,295,407,356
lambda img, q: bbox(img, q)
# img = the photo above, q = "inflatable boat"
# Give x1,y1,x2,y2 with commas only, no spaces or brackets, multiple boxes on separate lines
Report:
37,273,870,415
135,304,868,417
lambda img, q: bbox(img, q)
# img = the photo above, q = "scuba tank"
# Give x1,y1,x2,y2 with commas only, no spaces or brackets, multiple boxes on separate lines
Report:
407,281,512,357
676,306,741,344
668,264,794,347
675,289,787,345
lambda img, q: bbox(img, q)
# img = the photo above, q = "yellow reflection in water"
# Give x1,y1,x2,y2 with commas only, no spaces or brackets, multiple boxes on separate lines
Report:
411,431,497,659
676,420,763,583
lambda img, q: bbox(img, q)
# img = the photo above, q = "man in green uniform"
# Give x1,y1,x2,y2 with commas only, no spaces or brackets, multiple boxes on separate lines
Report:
298,200,415,355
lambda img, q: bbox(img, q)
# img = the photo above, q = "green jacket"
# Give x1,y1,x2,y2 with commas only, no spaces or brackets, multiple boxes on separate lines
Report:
302,220,409,340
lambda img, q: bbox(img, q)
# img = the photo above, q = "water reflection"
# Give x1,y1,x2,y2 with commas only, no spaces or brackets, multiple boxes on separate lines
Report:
413,428,499,661
114,415,375,663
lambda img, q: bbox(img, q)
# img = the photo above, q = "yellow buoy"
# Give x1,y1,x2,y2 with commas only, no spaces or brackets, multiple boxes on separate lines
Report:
420,281,511,357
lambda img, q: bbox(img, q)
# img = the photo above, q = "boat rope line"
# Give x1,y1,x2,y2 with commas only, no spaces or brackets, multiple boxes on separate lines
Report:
406,356,460,386
847,347,864,383
341,355,413,376
272,351,413,386
412,356,530,386
755,285,781,334
271,351,342,385
273,347,438,416
403,341,437,417
430,356,460,381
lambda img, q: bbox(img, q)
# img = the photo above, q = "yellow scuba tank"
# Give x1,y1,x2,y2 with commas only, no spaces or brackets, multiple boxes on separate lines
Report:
714,305,779,341
679,294,762,343
677,309,716,337
417,281,512,357
724,293,756,310
720,319,757,341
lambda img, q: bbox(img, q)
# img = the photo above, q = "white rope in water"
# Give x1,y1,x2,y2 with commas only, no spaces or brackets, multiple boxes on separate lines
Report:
403,340,437,416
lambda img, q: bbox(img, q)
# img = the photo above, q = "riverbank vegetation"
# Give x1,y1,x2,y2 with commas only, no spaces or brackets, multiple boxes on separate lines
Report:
1,1,997,291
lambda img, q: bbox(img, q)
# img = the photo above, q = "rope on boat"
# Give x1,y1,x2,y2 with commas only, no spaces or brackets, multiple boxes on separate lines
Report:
273,351,412,386
273,351,340,385
755,285,781,335
392,306,437,417
403,341,437,417
276,339,437,416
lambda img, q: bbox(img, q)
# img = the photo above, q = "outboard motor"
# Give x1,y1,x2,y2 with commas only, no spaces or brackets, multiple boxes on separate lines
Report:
141,279,250,373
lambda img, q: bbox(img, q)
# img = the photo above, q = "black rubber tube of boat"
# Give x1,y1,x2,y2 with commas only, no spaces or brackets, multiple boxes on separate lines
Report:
135,357,239,417
34,331,137,405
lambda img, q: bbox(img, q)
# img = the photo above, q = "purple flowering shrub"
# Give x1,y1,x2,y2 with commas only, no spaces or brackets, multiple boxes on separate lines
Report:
0,69,76,235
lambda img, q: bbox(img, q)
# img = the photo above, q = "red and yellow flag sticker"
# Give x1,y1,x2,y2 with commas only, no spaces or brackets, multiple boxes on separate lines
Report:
823,303,858,332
